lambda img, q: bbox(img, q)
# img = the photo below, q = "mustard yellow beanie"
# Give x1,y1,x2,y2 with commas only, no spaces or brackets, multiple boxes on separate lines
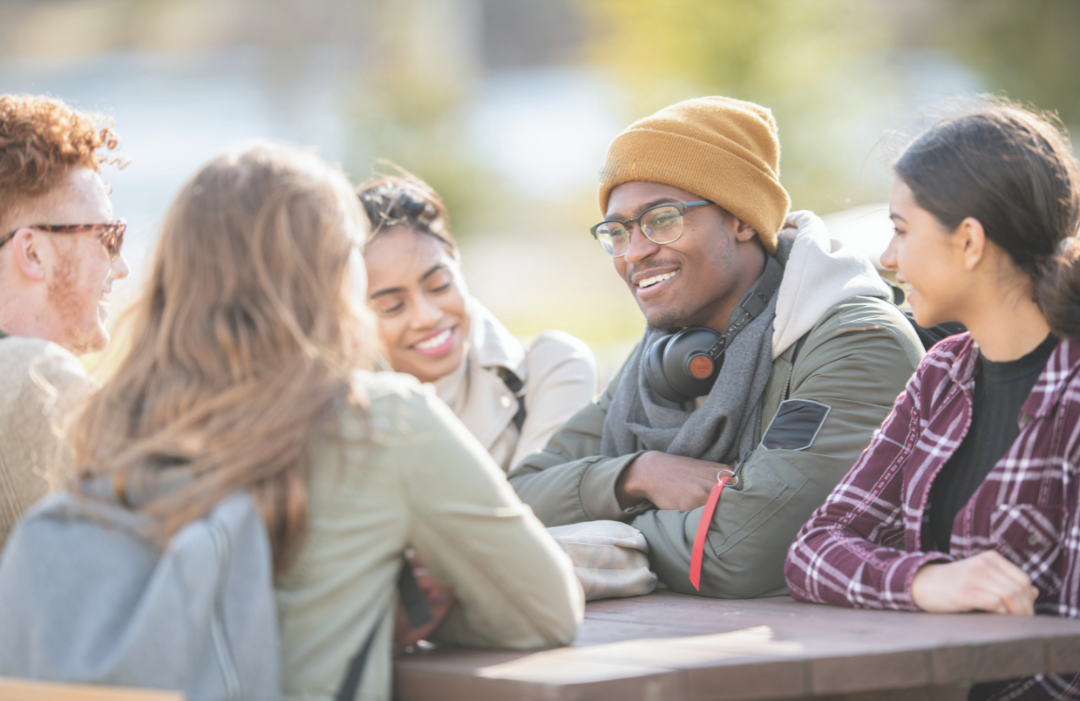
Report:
598,96,791,255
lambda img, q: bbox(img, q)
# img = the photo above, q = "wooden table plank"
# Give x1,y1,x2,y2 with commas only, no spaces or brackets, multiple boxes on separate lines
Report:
395,649,684,701
0,677,185,701
394,591,1080,701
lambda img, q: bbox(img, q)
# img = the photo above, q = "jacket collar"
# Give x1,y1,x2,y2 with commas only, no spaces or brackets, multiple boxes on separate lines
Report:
432,298,525,452
1022,337,1080,420
467,298,527,382
950,334,1080,422
946,333,980,386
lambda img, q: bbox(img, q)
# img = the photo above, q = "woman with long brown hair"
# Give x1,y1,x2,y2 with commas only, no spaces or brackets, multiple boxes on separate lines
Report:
786,101,1080,700
60,145,582,699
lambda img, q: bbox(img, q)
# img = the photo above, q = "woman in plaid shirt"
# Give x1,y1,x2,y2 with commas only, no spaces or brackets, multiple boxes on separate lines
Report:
785,101,1080,701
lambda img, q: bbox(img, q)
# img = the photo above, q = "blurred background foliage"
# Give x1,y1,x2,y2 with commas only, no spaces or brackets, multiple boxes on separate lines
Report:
1,0,1077,370
584,0,1080,212
922,0,1080,121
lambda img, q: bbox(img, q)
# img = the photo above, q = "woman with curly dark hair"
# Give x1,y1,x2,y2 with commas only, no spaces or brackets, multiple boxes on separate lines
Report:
359,169,597,473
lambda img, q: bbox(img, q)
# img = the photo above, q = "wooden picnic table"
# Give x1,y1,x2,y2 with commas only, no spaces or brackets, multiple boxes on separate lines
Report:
394,590,1080,701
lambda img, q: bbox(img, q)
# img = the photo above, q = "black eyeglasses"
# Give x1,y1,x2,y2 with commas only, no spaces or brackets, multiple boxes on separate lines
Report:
590,201,712,257
0,219,127,262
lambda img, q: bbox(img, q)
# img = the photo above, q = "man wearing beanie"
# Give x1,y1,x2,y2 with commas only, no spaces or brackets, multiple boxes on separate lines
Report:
509,96,924,599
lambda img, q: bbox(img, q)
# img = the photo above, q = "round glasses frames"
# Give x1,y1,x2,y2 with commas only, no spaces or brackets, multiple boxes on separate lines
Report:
590,200,712,257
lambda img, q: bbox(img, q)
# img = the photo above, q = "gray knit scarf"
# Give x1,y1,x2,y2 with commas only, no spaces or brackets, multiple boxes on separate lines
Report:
601,246,788,465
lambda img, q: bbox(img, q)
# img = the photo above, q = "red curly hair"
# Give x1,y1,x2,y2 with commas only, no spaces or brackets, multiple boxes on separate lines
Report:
0,94,121,230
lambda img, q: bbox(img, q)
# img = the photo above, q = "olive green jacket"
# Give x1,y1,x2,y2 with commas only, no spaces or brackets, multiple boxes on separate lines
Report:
277,372,583,701
508,295,924,599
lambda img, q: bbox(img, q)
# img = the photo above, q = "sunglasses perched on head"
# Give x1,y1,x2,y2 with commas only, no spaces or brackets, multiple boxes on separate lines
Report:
0,219,127,262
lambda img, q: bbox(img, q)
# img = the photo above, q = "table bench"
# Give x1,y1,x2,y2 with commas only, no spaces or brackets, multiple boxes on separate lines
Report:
0,677,184,701
394,591,1080,701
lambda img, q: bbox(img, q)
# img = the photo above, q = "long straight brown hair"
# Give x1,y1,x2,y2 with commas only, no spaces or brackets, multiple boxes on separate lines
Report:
894,100,1080,338
70,144,378,572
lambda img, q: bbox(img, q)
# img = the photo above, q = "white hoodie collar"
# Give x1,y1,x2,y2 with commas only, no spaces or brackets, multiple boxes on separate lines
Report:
771,210,891,359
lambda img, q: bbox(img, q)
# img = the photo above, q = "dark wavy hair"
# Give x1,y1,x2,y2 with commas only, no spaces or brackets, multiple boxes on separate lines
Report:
895,100,1080,339
356,167,458,257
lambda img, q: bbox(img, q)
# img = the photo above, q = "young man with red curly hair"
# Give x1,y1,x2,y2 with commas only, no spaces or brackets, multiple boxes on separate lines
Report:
0,94,128,549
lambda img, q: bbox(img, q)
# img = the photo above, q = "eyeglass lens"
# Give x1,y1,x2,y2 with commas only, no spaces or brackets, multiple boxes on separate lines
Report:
594,205,685,257
102,225,124,260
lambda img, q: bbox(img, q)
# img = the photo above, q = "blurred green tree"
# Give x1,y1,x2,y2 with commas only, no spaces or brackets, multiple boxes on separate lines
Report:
912,0,1080,125
580,0,1080,214
344,0,504,240
581,0,900,213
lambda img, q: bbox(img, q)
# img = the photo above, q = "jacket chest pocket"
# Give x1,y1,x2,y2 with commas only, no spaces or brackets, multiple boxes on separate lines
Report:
989,504,1064,596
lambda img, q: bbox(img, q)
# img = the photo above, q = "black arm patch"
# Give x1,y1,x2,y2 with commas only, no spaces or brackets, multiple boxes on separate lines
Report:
760,399,831,451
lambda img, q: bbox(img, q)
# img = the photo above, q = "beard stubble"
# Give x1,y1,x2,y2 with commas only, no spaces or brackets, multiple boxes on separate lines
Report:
46,240,96,356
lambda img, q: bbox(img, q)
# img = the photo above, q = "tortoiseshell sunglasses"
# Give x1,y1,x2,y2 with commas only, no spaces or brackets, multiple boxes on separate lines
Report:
0,219,126,262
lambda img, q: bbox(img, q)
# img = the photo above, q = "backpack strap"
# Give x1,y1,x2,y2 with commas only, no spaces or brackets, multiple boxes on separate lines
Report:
335,620,382,701
335,559,433,701
499,370,528,432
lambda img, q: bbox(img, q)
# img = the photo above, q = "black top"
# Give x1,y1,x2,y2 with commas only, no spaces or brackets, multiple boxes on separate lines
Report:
927,333,1059,550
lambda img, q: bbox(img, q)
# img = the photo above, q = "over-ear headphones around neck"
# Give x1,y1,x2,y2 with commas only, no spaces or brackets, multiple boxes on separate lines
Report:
644,261,783,404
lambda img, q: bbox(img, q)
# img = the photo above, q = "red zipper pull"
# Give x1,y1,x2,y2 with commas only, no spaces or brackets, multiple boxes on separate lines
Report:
688,452,749,591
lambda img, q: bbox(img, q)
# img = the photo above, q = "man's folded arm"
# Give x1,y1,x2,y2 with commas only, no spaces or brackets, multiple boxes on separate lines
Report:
633,299,924,598
508,367,648,526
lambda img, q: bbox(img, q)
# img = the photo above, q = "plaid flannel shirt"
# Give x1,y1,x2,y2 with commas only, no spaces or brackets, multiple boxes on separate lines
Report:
785,334,1080,701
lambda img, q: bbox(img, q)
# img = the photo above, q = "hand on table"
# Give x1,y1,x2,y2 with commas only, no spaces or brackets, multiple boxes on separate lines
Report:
615,450,727,512
395,551,455,647
911,550,1038,615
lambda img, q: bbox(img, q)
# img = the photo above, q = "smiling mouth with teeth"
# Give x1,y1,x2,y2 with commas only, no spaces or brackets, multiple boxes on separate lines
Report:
414,327,453,350
638,271,677,289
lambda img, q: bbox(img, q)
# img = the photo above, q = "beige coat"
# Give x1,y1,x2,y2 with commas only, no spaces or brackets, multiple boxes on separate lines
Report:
434,301,597,472
276,371,583,701
0,334,94,551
